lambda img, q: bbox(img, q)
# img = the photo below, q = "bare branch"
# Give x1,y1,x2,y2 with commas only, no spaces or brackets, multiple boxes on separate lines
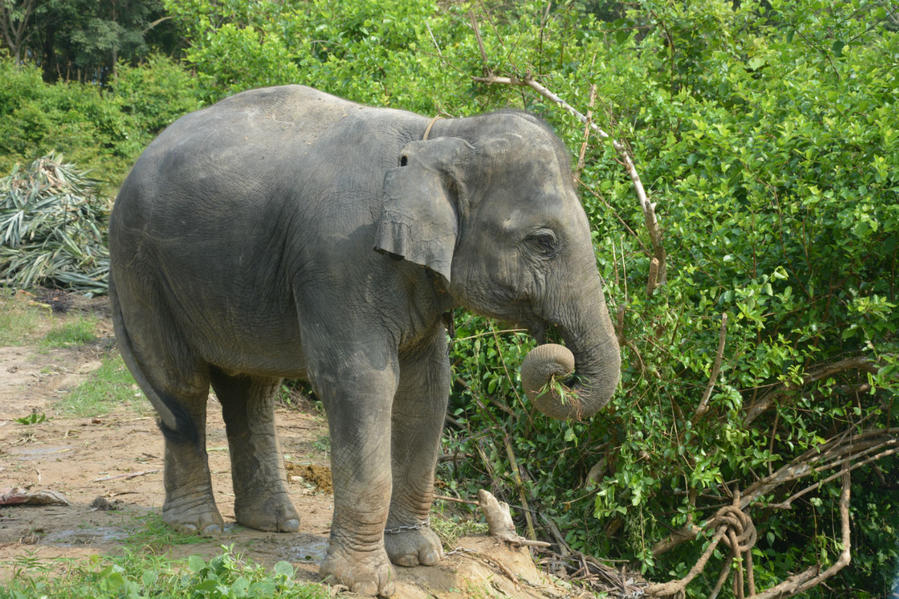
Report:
750,470,852,599
693,313,728,420
468,10,489,73
743,356,880,426
652,427,897,557
473,74,667,288
574,83,596,181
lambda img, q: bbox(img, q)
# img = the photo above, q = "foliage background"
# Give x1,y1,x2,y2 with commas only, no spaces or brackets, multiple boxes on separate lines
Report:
1,0,896,595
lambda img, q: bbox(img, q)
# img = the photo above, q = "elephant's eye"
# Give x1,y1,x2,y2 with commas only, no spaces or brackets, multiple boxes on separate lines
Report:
525,229,560,258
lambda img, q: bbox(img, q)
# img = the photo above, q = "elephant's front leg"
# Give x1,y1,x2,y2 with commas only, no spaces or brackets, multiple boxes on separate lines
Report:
385,329,450,567
316,353,399,597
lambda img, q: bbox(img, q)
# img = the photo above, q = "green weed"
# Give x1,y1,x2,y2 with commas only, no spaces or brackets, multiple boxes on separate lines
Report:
15,411,47,425
40,316,98,348
430,512,489,550
0,291,43,345
0,545,328,599
123,513,207,552
311,435,330,454
57,353,146,417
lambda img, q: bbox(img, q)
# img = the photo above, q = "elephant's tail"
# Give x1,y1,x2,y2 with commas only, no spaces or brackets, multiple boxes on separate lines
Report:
109,276,198,445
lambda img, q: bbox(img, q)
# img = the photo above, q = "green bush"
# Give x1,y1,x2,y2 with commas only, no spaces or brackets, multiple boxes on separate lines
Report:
0,55,201,192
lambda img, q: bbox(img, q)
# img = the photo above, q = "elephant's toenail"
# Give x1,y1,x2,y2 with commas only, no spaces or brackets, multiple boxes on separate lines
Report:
282,519,299,531
352,581,378,596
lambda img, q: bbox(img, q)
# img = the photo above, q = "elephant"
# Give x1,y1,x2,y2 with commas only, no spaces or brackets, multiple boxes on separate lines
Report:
108,85,621,596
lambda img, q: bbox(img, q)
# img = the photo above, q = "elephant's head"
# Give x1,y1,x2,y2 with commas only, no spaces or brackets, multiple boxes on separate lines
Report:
375,112,621,419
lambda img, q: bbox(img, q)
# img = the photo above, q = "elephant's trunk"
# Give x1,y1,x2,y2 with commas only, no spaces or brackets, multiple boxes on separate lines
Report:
520,280,621,420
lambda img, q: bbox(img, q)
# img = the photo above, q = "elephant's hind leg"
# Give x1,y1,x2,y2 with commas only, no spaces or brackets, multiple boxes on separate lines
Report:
211,370,299,532
112,283,223,535
160,388,224,535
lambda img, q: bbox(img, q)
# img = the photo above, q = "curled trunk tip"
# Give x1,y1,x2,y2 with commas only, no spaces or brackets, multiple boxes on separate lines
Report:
520,343,582,420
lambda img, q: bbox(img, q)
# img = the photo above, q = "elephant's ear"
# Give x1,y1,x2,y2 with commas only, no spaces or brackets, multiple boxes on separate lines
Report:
375,137,473,284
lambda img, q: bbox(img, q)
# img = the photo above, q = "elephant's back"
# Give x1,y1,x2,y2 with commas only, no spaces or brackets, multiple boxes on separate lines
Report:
109,84,426,319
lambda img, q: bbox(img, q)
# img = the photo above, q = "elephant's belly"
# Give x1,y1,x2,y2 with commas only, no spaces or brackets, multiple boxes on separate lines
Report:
184,313,309,380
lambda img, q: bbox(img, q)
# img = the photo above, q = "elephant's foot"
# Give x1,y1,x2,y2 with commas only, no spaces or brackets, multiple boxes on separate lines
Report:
384,526,443,567
163,490,223,535
320,544,395,597
234,490,300,532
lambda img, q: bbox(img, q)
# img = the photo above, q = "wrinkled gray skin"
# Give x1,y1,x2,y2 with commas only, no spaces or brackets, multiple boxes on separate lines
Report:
109,85,620,597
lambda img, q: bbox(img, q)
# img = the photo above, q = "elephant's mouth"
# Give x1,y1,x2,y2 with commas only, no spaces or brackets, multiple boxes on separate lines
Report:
526,320,564,347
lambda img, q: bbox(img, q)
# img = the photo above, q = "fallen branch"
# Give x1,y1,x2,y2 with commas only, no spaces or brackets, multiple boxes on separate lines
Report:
92,469,160,483
472,73,666,292
434,494,479,506
0,487,69,506
477,489,551,548
652,427,897,557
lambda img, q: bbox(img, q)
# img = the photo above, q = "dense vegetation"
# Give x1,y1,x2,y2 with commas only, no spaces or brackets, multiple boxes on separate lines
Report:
2,0,896,596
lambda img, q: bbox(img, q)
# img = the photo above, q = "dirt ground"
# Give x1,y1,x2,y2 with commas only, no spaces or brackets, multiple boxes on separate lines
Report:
0,293,584,598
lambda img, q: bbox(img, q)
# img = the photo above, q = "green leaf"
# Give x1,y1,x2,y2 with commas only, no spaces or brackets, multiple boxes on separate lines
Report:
187,554,207,574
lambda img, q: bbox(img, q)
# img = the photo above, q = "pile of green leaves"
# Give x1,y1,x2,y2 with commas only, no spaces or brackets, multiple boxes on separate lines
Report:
0,153,109,293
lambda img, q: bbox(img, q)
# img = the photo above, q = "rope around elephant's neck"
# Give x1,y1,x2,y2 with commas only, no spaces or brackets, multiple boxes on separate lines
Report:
422,115,442,140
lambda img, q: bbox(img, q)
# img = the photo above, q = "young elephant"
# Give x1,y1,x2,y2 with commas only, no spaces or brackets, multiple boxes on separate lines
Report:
109,85,620,596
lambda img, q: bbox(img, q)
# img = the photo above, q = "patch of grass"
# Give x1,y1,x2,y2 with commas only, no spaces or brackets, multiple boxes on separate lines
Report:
0,290,44,345
0,545,328,599
15,411,47,425
311,435,330,454
40,316,97,348
57,353,146,417
123,513,207,552
430,512,489,550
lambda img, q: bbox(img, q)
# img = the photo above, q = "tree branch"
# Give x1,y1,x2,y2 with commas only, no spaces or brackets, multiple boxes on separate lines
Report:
472,74,666,291
743,356,880,426
652,427,897,557
750,470,852,599
693,313,728,421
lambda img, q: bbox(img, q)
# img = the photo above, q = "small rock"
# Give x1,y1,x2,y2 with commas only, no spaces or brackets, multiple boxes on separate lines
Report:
76,360,103,374
90,496,122,511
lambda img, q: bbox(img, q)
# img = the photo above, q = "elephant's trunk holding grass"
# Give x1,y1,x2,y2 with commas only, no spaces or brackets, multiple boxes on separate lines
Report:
108,85,620,597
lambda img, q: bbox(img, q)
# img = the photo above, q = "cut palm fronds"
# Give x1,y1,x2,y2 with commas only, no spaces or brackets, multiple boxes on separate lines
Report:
0,153,110,294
